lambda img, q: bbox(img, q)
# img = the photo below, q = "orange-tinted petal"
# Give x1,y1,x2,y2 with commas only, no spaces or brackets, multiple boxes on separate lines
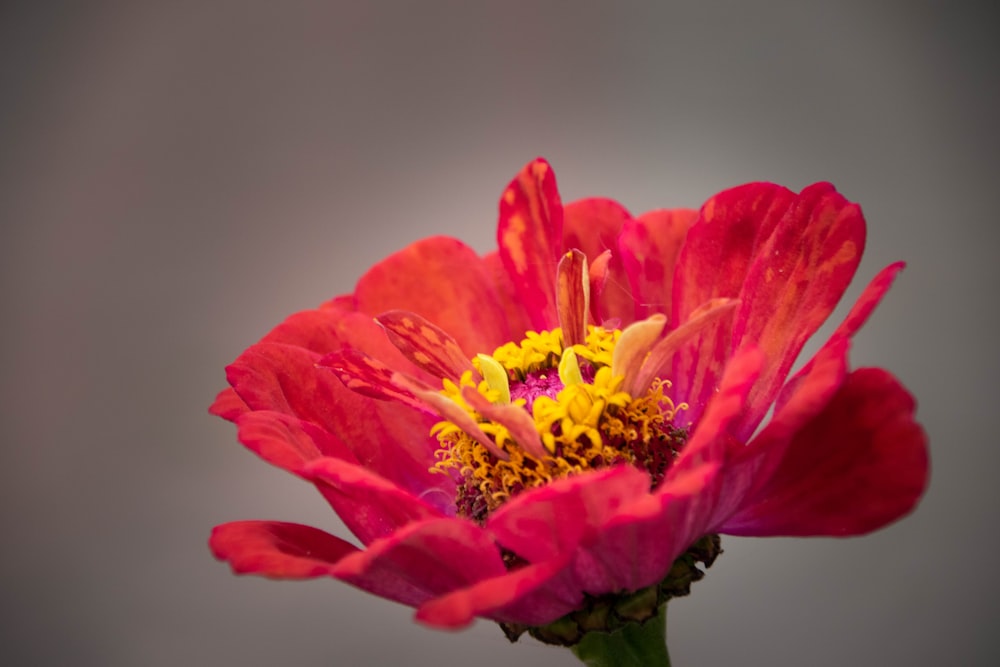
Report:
497,158,564,329
376,310,477,382
669,184,795,422
355,236,510,356
563,197,635,323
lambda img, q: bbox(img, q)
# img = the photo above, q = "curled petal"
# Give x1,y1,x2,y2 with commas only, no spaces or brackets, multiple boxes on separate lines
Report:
318,347,431,413
563,197,635,323
628,298,738,396
556,249,590,347
393,373,509,461
611,314,666,384
209,387,249,422
376,310,477,382
460,386,546,459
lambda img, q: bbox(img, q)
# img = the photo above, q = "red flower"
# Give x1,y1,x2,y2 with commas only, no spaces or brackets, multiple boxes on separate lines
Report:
209,158,927,634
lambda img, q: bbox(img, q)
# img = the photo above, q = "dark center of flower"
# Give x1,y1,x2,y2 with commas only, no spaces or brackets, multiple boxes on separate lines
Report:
432,325,689,523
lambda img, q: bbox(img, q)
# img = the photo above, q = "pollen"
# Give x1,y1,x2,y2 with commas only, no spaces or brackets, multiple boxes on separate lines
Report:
432,325,688,523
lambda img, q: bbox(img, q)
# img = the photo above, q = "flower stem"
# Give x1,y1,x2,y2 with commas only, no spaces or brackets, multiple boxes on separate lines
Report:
569,606,670,667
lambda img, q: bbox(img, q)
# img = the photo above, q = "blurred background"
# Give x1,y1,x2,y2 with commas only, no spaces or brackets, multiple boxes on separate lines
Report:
1,2,996,665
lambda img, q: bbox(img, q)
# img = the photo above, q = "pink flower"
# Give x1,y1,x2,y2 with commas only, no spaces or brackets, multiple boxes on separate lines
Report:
209,158,927,637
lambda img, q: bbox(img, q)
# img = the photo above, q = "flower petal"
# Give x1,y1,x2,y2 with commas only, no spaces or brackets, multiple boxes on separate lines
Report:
227,342,441,493
556,249,590,347
209,387,249,422
375,310,477,382
354,236,510,356
487,465,652,564
722,368,929,536
318,346,433,413
416,555,578,628
563,197,635,323
234,410,360,473
497,158,564,330
210,520,358,578
670,184,796,421
618,208,697,322
460,386,546,459
303,457,446,544
731,182,866,438
331,517,507,607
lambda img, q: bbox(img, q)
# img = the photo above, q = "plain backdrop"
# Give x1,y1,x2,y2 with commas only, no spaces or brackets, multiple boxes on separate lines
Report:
1,2,997,666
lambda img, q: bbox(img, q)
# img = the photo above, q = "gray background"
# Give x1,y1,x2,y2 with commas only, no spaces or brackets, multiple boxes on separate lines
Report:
2,2,996,666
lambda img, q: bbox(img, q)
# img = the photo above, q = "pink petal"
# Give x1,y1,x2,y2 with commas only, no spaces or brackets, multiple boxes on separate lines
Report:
354,236,511,357
234,410,360,473
375,310,477,382
497,158,564,330
563,197,635,323
731,182,866,438
710,336,850,531
669,184,796,421
210,520,358,578
619,208,697,322
331,517,507,607
303,457,446,544
416,555,579,628
487,465,652,563
722,368,929,536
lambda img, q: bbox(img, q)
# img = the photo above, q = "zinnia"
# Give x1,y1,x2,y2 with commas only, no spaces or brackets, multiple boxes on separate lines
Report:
210,158,928,664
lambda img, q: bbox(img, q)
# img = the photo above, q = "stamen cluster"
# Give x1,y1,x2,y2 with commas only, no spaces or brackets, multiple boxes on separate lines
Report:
433,326,687,522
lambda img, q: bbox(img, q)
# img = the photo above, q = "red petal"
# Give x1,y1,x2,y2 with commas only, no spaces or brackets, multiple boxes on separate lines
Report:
722,368,929,536
303,458,446,544
483,250,533,341
318,347,433,414
460,386,545,459
235,410,360,473
209,387,249,422
354,236,510,357
497,158,564,330
619,208,697,322
375,310,477,382
563,197,635,323
710,336,850,531
331,518,507,607
731,183,866,438
227,342,441,494
669,184,796,422
210,520,358,578
416,555,579,628
487,466,652,563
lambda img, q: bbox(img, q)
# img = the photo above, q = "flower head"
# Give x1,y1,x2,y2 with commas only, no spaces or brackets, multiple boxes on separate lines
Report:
209,158,927,640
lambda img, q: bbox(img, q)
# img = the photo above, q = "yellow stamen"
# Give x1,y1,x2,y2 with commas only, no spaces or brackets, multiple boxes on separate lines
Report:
476,353,511,404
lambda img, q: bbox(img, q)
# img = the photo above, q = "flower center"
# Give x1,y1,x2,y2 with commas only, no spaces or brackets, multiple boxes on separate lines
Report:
432,325,688,523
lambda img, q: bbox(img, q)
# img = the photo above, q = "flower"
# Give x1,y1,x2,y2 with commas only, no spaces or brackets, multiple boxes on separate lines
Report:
209,158,927,644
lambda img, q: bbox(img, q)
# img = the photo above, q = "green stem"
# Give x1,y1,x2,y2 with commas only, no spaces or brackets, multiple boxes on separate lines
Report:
569,606,670,667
